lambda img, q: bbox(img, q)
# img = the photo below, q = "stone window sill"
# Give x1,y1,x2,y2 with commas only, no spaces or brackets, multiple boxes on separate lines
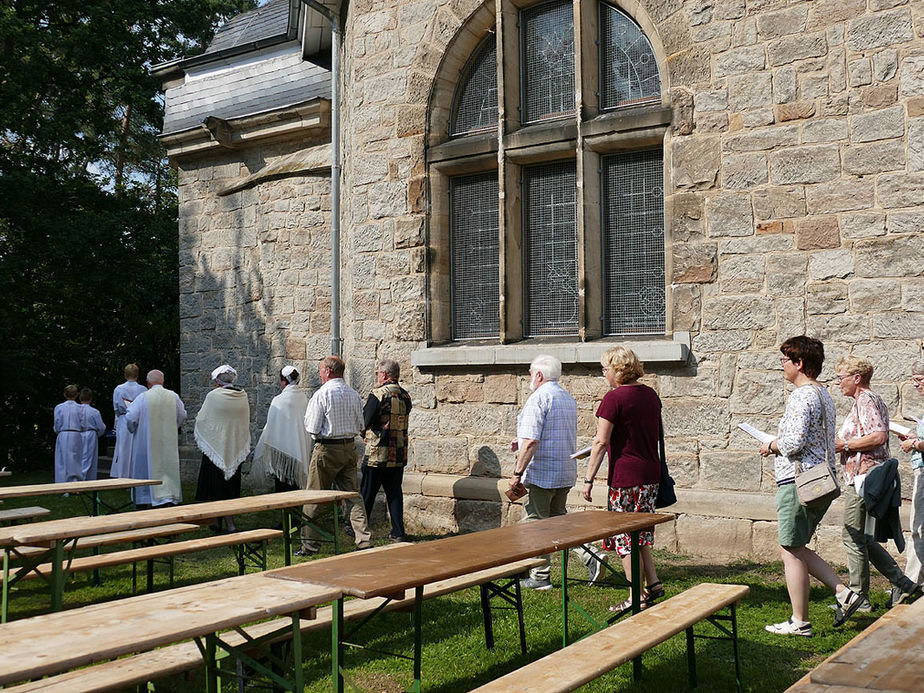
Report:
411,333,690,368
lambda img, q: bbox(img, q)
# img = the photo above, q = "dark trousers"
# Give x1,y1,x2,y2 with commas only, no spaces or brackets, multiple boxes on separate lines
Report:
360,463,405,539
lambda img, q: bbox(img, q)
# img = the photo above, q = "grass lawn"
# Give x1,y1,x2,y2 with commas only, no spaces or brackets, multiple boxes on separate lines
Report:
0,470,892,692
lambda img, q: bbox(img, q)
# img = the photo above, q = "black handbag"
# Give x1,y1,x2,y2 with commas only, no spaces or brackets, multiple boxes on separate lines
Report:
655,418,677,508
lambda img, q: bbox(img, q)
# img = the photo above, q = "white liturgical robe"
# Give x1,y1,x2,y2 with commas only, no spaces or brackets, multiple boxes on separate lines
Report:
125,385,187,506
53,399,85,483
79,404,106,481
111,380,147,478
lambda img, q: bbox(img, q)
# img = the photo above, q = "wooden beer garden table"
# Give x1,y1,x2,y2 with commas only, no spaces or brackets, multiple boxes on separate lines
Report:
270,509,674,692
787,598,924,692
0,478,162,515
0,572,342,692
0,489,357,614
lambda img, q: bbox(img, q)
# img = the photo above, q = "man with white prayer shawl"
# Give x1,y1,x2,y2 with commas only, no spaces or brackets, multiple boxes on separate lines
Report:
111,364,147,477
53,384,86,483
124,370,187,507
253,366,310,493
195,364,251,533
78,388,106,481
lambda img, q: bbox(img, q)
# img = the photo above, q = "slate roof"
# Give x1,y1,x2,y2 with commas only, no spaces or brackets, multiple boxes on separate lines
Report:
205,0,296,55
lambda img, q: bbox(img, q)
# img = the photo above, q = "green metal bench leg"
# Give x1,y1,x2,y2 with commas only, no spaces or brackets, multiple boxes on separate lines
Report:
203,634,219,693
51,540,65,611
561,548,569,647
2,548,8,623
686,626,697,688
731,602,742,693
332,502,340,554
412,585,423,693
291,611,303,692
630,530,642,681
283,508,293,566
332,597,344,693
146,558,155,593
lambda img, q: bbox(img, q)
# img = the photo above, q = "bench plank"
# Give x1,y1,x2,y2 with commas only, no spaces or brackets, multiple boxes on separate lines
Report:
21,529,282,579
5,553,545,693
472,582,750,693
12,523,201,559
0,507,50,524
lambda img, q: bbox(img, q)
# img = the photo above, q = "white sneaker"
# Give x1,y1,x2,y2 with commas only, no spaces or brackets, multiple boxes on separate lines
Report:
765,618,813,637
520,577,553,591
587,558,603,586
834,587,862,627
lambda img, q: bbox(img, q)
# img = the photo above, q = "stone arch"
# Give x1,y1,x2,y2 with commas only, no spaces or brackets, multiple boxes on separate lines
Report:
602,0,676,96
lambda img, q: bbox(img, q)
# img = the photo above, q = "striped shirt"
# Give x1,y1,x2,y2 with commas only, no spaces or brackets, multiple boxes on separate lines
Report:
516,381,578,489
304,377,364,439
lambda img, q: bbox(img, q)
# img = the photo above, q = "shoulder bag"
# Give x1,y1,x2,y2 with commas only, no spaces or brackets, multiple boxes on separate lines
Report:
794,386,841,508
655,416,677,508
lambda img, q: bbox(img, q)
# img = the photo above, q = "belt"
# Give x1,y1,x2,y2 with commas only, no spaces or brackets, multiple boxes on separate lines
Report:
60,429,84,433
316,438,354,444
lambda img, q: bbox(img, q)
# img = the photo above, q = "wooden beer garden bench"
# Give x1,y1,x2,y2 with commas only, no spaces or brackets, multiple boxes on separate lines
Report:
0,506,50,525
17,527,283,594
471,582,750,693
2,548,545,692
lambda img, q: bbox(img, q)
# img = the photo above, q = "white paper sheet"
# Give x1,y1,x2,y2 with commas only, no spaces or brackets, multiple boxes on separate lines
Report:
570,445,592,460
890,421,912,437
737,422,775,445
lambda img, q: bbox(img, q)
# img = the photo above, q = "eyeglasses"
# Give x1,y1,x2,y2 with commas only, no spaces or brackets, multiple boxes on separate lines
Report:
780,357,792,366
834,373,858,384
912,376,924,385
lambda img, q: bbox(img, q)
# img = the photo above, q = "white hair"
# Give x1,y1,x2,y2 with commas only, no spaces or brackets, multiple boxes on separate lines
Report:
530,354,562,381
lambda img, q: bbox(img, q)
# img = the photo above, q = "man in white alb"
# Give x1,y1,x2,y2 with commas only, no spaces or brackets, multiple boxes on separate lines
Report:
124,369,187,506
111,364,147,477
78,388,106,481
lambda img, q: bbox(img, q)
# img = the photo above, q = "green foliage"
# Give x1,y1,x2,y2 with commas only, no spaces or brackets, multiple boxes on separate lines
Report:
0,0,257,467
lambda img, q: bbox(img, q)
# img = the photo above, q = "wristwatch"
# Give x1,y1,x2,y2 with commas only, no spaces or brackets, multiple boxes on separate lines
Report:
844,440,851,453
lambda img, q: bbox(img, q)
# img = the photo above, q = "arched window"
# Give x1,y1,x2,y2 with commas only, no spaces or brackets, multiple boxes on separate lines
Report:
434,1,667,344
450,38,498,136
599,3,660,109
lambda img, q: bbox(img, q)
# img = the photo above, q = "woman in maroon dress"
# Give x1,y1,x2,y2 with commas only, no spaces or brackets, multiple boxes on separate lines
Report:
582,346,663,611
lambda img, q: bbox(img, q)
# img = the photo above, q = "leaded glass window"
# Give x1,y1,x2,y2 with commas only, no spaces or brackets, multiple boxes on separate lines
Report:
451,38,498,136
523,161,578,336
450,173,500,339
602,150,665,335
521,0,575,124
599,3,661,109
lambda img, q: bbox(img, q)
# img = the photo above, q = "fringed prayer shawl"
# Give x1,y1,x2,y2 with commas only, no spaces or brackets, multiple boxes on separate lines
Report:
195,387,251,480
253,385,310,487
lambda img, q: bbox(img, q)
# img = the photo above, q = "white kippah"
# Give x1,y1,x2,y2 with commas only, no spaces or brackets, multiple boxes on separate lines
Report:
281,365,297,380
211,364,237,381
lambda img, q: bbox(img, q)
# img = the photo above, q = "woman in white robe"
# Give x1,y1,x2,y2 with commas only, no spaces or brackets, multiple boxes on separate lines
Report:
253,366,310,492
53,385,85,483
195,365,251,532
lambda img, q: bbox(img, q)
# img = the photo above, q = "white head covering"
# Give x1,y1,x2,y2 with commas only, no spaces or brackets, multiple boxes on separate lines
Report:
281,365,298,384
211,365,237,387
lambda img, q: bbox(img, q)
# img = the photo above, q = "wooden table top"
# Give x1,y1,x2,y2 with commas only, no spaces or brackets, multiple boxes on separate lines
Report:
0,573,341,685
270,510,673,599
801,600,924,690
0,477,160,500
0,489,358,547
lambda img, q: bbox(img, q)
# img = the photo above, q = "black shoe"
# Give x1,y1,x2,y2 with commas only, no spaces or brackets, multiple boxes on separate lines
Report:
294,546,319,557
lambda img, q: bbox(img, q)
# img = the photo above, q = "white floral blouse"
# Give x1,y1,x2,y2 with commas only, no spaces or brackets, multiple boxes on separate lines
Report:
774,384,837,485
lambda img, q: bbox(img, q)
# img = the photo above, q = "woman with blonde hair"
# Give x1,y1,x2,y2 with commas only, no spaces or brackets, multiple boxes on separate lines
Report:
834,355,916,609
582,346,663,611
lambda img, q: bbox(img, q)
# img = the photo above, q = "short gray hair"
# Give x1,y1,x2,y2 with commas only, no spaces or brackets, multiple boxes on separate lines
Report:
530,354,562,381
912,359,924,376
378,358,400,380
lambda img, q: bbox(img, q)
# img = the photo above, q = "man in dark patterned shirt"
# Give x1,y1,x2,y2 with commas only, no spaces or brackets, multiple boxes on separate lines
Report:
361,358,413,542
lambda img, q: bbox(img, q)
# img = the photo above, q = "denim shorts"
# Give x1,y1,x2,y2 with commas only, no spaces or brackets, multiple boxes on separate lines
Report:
776,482,831,548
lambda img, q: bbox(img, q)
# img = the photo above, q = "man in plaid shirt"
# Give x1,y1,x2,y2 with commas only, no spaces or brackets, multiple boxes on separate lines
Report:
509,354,605,590
299,355,373,554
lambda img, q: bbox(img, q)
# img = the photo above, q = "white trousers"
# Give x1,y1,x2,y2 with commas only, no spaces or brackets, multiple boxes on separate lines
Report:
904,467,924,586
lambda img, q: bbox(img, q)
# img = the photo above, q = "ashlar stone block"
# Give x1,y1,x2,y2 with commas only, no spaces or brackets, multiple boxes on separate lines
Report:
849,279,902,312
794,216,840,250
753,186,806,220
806,281,848,315
728,72,773,110
874,312,924,339
676,515,753,558
840,212,887,239
909,118,924,172
706,193,754,237
756,6,807,40
887,209,924,234
874,49,899,82
877,172,924,208
715,45,767,77
723,152,768,189
662,397,731,438
856,235,924,282
718,254,766,293
768,31,828,66
843,140,906,176
729,370,786,415
850,105,905,143
805,178,876,214
699,451,762,490
702,296,775,330
846,9,915,52
767,253,809,295
848,58,873,88
901,56,924,96
672,136,721,189
808,249,854,280
672,242,718,283
770,145,840,184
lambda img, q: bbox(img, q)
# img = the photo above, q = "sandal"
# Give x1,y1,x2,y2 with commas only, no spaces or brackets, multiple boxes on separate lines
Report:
645,581,665,602
607,595,647,613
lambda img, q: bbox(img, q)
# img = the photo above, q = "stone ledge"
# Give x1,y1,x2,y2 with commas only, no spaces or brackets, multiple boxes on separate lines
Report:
411,333,691,368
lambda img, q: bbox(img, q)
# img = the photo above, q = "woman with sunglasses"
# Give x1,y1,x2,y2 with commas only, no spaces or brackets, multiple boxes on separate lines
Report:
834,355,916,610
759,336,860,636
898,361,924,593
